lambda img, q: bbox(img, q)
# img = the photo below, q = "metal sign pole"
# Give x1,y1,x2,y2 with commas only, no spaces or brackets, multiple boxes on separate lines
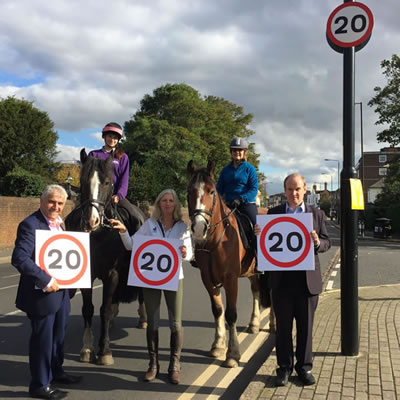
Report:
326,0,374,356
340,40,359,356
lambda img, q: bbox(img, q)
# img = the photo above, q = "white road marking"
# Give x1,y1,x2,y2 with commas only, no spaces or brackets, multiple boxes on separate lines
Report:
177,308,272,400
0,284,18,291
326,280,334,290
1,273,20,278
331,271,337,277
0,284,103,319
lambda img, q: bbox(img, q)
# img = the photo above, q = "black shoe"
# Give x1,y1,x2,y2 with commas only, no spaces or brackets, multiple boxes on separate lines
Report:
29,385,67,399
52,373,82,384
190,260,199,268
275,368,291,386
297,370,316,386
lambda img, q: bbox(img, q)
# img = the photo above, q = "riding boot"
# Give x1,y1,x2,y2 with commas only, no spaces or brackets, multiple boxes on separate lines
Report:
168,330,183,384
144,329,159,382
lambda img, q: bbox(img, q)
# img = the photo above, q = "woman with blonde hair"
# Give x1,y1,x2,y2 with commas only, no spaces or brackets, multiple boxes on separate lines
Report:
111,189,192,385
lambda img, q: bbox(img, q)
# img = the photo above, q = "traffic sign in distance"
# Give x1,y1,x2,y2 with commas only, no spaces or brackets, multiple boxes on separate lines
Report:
327,2,373,53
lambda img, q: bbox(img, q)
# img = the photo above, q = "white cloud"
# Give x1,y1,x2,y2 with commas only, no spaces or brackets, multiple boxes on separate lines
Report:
0,0,397,195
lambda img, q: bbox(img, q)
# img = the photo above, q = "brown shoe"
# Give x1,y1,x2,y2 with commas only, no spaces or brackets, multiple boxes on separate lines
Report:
168,330,183,384
168,369,180,385
143,330,159,382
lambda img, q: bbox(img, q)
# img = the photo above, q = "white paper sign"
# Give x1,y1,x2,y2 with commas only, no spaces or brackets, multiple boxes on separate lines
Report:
257,213,315,271
128,234,182,291
35,230,91,288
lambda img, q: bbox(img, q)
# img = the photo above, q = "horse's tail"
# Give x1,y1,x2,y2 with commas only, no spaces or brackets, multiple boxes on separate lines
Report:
114,250,140,303
258,272,271,309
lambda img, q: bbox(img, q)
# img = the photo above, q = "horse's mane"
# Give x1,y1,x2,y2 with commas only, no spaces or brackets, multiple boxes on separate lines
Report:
189,167,215,187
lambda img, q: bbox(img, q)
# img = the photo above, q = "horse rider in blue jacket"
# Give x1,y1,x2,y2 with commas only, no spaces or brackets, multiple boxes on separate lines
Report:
216,136,258,226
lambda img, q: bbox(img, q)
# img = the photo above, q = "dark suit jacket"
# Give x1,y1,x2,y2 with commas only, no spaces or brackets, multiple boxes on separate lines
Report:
267,203,330,295
12,210,72,316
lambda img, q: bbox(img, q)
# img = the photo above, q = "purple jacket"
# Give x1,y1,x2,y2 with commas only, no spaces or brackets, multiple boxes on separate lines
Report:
88,148,130,199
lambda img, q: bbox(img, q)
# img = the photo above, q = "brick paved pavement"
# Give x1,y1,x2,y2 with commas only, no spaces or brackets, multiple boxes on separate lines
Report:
241,284,400,400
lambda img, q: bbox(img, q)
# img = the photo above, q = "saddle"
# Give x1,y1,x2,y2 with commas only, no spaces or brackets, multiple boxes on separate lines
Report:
233,209,256,255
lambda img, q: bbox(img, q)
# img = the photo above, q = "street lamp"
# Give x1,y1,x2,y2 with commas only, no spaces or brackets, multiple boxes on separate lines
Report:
65,172,74,199
324,159,340,222
321,172,333,192
324,158,340,190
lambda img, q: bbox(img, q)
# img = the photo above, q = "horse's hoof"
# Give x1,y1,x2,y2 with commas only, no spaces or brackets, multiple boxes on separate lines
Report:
97,354,114,365
137,321,148,329
222,358,239,368
246,325,259,334
210,347,225,359
80,350,96,363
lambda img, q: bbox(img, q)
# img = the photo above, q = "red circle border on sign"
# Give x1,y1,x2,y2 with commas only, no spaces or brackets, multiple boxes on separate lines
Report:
133,239,179,286
326,2,374,49
38,233,88,285
259,216,312,268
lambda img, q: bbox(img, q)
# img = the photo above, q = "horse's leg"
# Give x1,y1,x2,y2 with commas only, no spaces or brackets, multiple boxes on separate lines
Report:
208,288,227,359
247,275,261,334
97,269,119,365
137,288,148,329
80,288,96,363
223,277,240,368
269,290,276,333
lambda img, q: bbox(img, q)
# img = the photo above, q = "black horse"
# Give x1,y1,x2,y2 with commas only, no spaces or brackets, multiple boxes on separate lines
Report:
65,148,144,365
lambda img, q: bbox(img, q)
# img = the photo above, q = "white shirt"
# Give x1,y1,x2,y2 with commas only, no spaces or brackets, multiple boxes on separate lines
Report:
119,218,193,279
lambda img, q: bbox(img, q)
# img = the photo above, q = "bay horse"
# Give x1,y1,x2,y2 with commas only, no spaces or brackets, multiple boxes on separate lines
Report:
187,160,270,368
65,148,144,365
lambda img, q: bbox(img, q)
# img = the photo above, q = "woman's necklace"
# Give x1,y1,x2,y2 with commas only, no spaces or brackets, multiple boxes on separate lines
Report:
160,219,174,237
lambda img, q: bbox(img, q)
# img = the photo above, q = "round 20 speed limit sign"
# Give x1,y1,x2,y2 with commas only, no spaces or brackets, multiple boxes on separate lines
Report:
257,214,315,271
128,234,182,291
35,230,91,288
327,2,373,52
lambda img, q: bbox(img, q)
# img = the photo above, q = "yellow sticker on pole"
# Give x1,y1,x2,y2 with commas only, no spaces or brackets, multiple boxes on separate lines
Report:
350,178,364,210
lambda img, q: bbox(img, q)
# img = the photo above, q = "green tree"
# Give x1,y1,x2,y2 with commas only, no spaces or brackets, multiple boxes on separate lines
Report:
374,154,400,206
123,83,263,203
0,96,59,180
368,54,400,145
0,166,46,197
368,55,400,207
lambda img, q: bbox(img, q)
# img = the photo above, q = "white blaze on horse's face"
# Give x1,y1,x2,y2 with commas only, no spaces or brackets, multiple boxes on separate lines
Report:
89,170,101,229
192,181,208,242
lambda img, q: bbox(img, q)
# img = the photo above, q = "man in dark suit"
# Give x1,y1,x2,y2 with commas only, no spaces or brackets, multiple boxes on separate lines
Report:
261,173,330,387
12,184,82,399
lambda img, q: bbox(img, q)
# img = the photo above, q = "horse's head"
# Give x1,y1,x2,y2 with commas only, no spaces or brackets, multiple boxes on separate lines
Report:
79,148,114,231
187,160,217,244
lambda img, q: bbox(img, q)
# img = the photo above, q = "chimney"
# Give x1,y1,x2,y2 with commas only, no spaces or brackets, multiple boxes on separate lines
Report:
324,182,328,191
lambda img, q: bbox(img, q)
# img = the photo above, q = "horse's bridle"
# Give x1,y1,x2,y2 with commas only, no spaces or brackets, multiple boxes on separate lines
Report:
189,190,237,288
189,191,217,231
80,198,113,229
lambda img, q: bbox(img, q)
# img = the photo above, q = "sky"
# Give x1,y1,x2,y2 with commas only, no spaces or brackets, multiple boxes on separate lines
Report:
0,0,398,196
